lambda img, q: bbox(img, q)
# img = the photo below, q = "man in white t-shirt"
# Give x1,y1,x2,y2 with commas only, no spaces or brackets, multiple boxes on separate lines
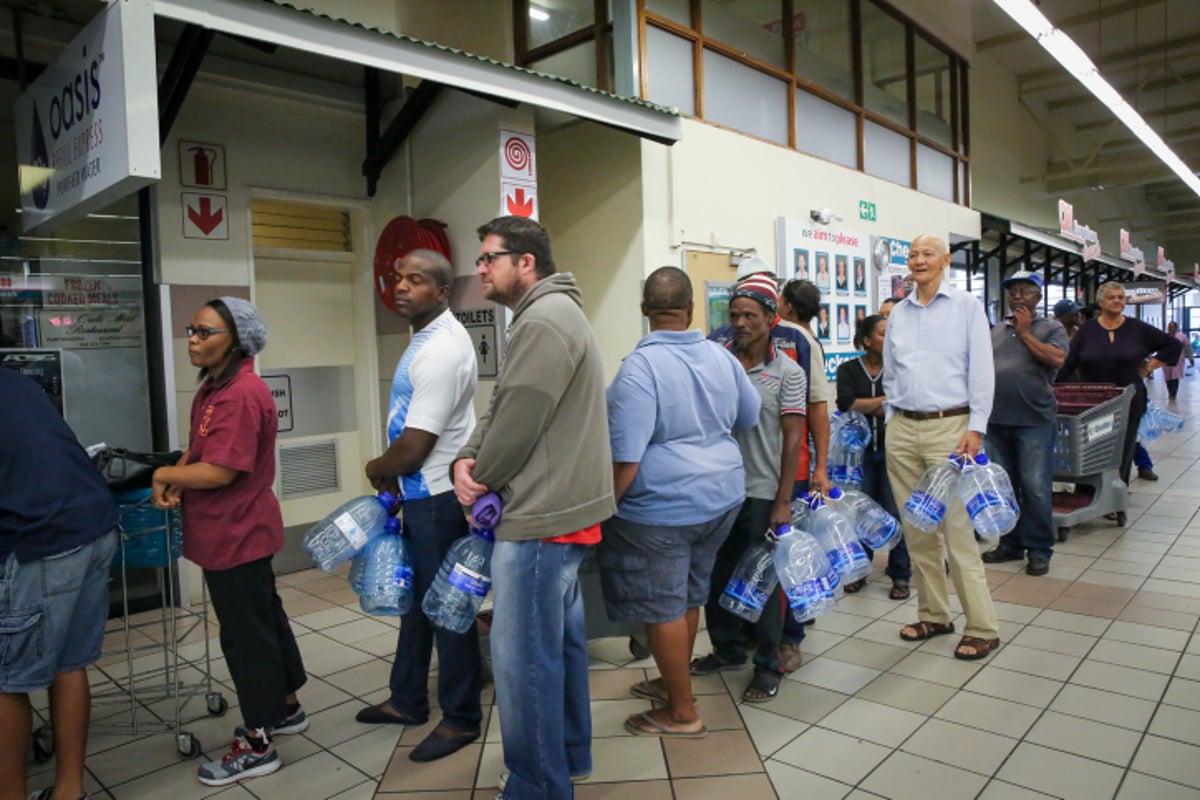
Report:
355,249,483,763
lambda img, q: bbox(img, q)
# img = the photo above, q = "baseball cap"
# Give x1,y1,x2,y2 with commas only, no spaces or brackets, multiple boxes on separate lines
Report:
1002,270,1044,290
736,255,772,281
1053,298,1082,317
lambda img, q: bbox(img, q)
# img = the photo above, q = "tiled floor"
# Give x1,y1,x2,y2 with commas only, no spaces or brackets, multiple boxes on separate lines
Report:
25,377,1200,799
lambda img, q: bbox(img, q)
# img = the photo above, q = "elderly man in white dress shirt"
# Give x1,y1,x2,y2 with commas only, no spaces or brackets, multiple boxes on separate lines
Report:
882,234,1001,661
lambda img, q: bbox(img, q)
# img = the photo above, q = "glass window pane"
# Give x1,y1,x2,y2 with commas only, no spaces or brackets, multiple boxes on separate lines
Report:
864,119,911,187
914,35,952,147
528,0,595,50
529,41,599,88
702,48,789,145
646,0,691,27
916,143,954,201
646,26,695,115
861,2,909,127
792,0,853,100
699,0,786,71
795,89,857,169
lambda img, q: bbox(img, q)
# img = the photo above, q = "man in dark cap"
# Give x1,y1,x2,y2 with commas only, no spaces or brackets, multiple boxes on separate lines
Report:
983,270,1068,577
691,274,807,704
1053,298,1082,341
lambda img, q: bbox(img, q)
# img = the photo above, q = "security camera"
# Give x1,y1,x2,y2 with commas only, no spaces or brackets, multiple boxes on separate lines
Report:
810,208,841,225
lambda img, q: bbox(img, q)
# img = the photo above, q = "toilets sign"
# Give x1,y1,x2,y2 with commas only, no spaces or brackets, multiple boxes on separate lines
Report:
14,0,160,231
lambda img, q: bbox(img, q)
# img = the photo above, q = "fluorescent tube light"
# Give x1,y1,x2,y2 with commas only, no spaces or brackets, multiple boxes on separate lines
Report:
529,6,549,22
993,0,1200,200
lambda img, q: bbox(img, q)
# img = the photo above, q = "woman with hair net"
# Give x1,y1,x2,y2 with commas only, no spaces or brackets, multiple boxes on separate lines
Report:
152,297,307,787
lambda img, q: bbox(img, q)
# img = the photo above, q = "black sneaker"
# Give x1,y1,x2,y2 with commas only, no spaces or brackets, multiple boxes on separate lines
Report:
1138,469,1159,481
1026,557,1051,576
982,548,1023,564
233,705,308,739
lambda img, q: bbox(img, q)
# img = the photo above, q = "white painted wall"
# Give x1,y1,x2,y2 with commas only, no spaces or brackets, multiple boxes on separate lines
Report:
640,118,980,275
539,121,646,381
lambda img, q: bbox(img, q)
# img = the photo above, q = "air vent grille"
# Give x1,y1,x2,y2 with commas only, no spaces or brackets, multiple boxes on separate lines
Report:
278,440,340,499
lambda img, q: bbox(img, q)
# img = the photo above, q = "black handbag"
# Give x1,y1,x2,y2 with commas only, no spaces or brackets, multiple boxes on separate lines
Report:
91,447,183,492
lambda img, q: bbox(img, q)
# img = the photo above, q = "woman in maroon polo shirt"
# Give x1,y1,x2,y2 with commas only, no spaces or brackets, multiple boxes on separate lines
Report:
152,297,307,788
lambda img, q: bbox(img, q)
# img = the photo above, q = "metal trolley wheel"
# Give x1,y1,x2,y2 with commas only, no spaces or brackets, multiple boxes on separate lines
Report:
206,692,229,717
178,732,202,759
32,724,54,763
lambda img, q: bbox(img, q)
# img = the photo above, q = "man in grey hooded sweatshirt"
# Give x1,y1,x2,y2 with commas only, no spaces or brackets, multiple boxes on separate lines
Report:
453,215,615,800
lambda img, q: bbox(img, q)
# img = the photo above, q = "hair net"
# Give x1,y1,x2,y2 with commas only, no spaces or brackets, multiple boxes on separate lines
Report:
219,296,268,357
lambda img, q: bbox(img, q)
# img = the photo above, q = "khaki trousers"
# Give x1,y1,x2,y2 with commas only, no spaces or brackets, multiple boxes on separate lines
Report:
885,414,999,640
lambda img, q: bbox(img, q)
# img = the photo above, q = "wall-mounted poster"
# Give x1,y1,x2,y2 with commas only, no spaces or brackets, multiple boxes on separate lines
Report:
814,252,831,295
836,304,852,343
834,255,849,295
853,258,867,296
705,281,734,335
792,248,810,281
855,304,867,325
816,303,831,341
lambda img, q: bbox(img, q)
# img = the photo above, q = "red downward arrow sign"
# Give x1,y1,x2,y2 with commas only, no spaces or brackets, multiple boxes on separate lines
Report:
506,187,534,217
188,197,224,235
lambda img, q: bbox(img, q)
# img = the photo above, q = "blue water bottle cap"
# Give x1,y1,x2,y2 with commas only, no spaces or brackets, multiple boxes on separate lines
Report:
827,486,844,500
974,453,989,466
805,492,824,510
384,518,401,535
376,492,400,513
473,526,495,542
774,523,793,538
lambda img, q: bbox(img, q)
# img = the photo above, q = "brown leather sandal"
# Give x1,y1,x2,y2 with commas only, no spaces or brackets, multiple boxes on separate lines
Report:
899,621,955,641
954,636,1000,661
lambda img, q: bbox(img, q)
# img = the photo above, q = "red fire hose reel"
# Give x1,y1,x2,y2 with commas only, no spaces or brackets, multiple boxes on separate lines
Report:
373,217,452,311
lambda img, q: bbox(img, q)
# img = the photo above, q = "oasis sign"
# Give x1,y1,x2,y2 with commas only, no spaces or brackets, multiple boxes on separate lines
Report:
14,0,159,231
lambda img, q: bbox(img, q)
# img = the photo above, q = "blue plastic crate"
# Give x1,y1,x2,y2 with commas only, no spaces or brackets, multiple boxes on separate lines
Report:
112,489,183,568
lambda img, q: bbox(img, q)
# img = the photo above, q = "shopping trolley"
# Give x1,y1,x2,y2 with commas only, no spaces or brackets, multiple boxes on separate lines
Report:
1051,383,1134,542
32,490,227,761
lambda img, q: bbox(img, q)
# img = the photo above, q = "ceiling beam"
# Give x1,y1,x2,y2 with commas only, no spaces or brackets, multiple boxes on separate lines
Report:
1093,125,1200,154
1018,32,1200,93
1048,69,1200,112
1129,218,1200,235
1076,100,1200,133
1047,166,1177,193
1042,141,1200,179
1100,207,1200,223
978,0,1164,52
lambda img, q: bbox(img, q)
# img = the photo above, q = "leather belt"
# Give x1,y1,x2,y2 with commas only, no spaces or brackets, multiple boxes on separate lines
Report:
897,406,970,421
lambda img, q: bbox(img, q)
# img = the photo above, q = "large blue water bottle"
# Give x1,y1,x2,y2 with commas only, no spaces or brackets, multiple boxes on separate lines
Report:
901,456,961,534
828,413,847,484
957,454,1018,540
358,518,414,616
719,532,778,623
773,524,838,623
302,492,399,572
421,493,502,634
807,491,872,583
836,489,903,552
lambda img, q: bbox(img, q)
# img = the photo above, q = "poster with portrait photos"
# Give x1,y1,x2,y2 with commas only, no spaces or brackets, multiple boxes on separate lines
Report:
854,304,867,326
775,217,874,381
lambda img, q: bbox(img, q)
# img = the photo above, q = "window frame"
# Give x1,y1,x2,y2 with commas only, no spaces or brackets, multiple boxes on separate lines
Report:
636,0,971,205
514,0,614,92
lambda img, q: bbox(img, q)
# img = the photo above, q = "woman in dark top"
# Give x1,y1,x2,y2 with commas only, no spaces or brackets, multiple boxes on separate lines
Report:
835,314,912,600
1059,281,1183,485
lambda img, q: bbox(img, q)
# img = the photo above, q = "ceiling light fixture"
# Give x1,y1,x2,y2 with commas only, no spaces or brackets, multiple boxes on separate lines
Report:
993,0,1200,200
529,6,550,22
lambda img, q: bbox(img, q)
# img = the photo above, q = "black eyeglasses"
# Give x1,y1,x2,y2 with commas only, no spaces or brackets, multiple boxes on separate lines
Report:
475,250,516,268
185,325,228,340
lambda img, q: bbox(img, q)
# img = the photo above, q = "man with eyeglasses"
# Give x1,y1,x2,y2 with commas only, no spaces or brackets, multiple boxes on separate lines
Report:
982,270,1068,577
453,216,614,800
353,249,484,761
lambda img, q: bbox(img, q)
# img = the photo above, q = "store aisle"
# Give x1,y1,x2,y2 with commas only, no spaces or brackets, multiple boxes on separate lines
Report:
24,378,1200,800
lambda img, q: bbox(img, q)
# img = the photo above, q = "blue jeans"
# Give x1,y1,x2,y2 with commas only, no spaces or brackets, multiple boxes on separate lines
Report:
1134,442,1153,471
388,491,481,732
985,423,1056,561
492,539,591,800
861,449,911,582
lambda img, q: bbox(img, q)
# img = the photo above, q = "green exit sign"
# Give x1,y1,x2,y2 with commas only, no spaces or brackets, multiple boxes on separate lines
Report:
859,201,877,222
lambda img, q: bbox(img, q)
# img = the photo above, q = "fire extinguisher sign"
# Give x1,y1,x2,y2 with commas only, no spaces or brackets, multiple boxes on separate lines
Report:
178,140,227,190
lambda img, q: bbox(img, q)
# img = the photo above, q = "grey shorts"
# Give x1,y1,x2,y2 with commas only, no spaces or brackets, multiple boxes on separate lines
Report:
0,531,118,693
597,506,739,624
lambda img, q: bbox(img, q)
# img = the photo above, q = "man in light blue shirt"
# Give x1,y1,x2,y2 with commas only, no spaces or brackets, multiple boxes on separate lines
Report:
883,234,1001,661
600,266,759,738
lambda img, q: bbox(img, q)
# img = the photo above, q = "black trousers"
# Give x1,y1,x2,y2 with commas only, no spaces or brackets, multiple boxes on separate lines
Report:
205,555,307,731
1119,401,1146,486
703,498,785,675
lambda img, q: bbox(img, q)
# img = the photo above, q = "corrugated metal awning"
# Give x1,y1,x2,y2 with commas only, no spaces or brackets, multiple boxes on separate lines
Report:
153,0,683,145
